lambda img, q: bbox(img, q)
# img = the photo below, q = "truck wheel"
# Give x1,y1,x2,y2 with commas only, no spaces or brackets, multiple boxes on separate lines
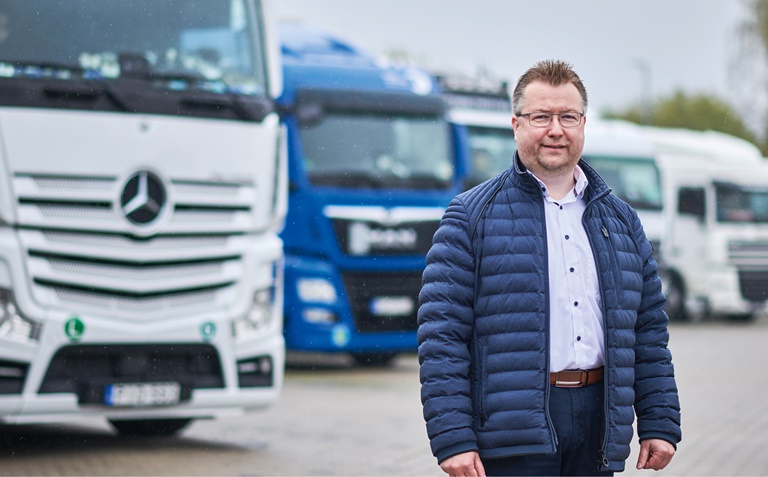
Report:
109,418,192,436
662,274,686,321
352,352,397,367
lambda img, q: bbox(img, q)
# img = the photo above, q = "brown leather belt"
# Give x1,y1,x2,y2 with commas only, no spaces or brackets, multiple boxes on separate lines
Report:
549,367,604,388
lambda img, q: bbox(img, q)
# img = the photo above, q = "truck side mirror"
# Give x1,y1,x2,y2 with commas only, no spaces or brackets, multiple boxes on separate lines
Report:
294,101,324,126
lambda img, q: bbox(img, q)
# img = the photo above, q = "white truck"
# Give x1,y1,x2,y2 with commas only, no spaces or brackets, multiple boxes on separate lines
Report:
582,119,665,267
436,73,768,322
586,122,768,321
435,73,517,190
0,0,287,435
641,126,768,321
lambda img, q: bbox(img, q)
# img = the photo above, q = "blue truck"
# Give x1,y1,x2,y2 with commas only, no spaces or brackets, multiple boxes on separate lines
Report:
277,23,462,365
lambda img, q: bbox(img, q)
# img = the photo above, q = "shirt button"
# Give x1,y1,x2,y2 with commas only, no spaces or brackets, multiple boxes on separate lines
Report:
574,301,579,307
569,267,575,272
559,205,563,210
565,235,570,240
577,336,581,341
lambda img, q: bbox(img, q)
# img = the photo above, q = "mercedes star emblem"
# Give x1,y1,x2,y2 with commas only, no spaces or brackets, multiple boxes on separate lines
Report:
120,171,167,226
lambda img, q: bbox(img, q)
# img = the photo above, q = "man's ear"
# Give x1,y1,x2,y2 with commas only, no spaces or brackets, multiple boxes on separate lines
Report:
511,115,519,135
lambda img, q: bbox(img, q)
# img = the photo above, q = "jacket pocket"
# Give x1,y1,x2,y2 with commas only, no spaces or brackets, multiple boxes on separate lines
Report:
471,336,489,427
478,343,489,426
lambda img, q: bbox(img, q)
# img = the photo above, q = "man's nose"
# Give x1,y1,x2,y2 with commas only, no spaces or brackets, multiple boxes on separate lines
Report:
547,118,565,134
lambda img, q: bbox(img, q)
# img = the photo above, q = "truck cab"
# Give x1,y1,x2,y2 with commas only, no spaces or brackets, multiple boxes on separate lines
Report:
436,73,517,191
0,0,286,435
277,23,461,365
640,126,768,321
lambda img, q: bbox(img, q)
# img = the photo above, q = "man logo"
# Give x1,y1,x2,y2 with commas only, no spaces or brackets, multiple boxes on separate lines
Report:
121,171,167,226
348,222,418,256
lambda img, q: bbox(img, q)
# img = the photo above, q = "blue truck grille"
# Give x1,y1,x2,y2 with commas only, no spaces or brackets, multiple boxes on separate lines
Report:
341,271,422,333
331,218,439,257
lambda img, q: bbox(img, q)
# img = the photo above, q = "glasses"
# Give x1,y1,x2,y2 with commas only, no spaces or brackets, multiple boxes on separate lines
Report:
517,112,584,128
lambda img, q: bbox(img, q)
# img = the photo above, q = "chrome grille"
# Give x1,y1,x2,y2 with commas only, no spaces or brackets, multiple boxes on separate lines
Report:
728,241,768,268
14,172,257,317
53,287,223,312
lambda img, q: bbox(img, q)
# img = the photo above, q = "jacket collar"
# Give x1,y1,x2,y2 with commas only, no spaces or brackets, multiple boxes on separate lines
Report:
511,150,612,202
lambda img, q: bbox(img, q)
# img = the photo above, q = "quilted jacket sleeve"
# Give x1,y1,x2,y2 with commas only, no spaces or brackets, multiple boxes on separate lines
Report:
629,206,682,447
418,195,478,463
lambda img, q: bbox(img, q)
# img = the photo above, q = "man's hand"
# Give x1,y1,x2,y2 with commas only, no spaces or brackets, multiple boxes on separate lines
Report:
636,438,675,471
439,451,486,477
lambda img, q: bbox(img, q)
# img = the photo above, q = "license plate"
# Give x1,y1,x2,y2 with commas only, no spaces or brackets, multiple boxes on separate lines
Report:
369,296,414,317
104,382,181,407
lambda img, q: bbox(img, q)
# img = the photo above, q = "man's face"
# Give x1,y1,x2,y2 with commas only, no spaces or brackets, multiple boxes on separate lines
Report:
511,80,586,178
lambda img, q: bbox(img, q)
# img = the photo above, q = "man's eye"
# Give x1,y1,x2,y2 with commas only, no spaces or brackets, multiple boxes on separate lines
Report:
530,114,550,123
561,114,579,122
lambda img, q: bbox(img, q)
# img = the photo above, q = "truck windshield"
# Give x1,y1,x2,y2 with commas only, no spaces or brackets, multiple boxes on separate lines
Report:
584,155,663,211
0,0,267,96
299,112,453,189
716,182,768,223
465,126,517,188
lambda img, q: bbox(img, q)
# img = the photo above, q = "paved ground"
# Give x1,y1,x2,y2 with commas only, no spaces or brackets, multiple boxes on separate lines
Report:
0,316,766,476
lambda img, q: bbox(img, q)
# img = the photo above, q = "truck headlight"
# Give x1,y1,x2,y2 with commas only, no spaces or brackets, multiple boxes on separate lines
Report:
0,290,41,343
233,288,276,340
297,278,337,304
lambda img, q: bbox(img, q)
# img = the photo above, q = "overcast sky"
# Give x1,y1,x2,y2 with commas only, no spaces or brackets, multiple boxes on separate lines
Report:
271,0,756,120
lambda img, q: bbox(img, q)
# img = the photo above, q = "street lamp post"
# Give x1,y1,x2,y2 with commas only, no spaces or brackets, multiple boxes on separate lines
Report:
635,59,652,125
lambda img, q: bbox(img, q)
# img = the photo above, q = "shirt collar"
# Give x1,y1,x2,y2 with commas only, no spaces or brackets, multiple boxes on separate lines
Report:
528,164,589,201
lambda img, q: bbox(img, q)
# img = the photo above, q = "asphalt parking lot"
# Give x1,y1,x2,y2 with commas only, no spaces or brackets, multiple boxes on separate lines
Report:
0,316,767,476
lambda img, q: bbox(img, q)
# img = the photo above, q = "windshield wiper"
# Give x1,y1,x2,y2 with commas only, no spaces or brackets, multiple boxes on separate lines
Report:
0,59,84,77
180,91,273,121
42,81,131,111
308,171,450,190
116,55,273,122
0,58,132,111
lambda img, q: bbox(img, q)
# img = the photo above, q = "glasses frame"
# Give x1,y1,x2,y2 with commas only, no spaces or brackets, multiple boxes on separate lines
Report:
517,111,585,128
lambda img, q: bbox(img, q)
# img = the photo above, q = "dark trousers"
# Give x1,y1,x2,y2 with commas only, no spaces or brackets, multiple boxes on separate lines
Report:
482,383,613,476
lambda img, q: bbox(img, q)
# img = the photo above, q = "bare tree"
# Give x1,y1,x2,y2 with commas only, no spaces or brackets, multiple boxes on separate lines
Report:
730,0,768,143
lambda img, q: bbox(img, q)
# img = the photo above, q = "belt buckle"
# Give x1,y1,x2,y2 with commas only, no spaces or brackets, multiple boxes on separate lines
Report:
554,370,586,388
554,379,583,388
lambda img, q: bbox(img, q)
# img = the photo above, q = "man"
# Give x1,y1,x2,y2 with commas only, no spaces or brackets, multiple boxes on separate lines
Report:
418,60,681,476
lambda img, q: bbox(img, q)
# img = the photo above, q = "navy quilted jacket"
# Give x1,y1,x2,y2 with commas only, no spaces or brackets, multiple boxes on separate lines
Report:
418,154,681,472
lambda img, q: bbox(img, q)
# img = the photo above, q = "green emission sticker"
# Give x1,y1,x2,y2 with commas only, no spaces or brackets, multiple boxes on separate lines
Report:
64,317,85,340
201,321,216,340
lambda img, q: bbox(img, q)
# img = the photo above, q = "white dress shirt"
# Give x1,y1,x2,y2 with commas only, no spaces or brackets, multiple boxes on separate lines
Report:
529,166,605,372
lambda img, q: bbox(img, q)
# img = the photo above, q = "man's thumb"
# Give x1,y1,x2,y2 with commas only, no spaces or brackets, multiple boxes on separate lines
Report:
636,444,650,469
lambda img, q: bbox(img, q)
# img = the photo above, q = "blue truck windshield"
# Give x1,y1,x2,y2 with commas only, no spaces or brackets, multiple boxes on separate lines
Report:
299,113,453,189
584,155,663,211
716,182,768,223
0,0,267,96
465,126,517,188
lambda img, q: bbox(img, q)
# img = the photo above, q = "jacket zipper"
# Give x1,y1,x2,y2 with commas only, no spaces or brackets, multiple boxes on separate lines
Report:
479,344,487,426
584,198,611,469
542,198,558,451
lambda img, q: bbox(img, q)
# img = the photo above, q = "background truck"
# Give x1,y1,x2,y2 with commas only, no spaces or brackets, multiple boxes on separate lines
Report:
435,73,517,190
585,121,768,321
0,0,287,435
433,70,768,322
581,119,666,272
277,23,462,366
636,126,768,321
